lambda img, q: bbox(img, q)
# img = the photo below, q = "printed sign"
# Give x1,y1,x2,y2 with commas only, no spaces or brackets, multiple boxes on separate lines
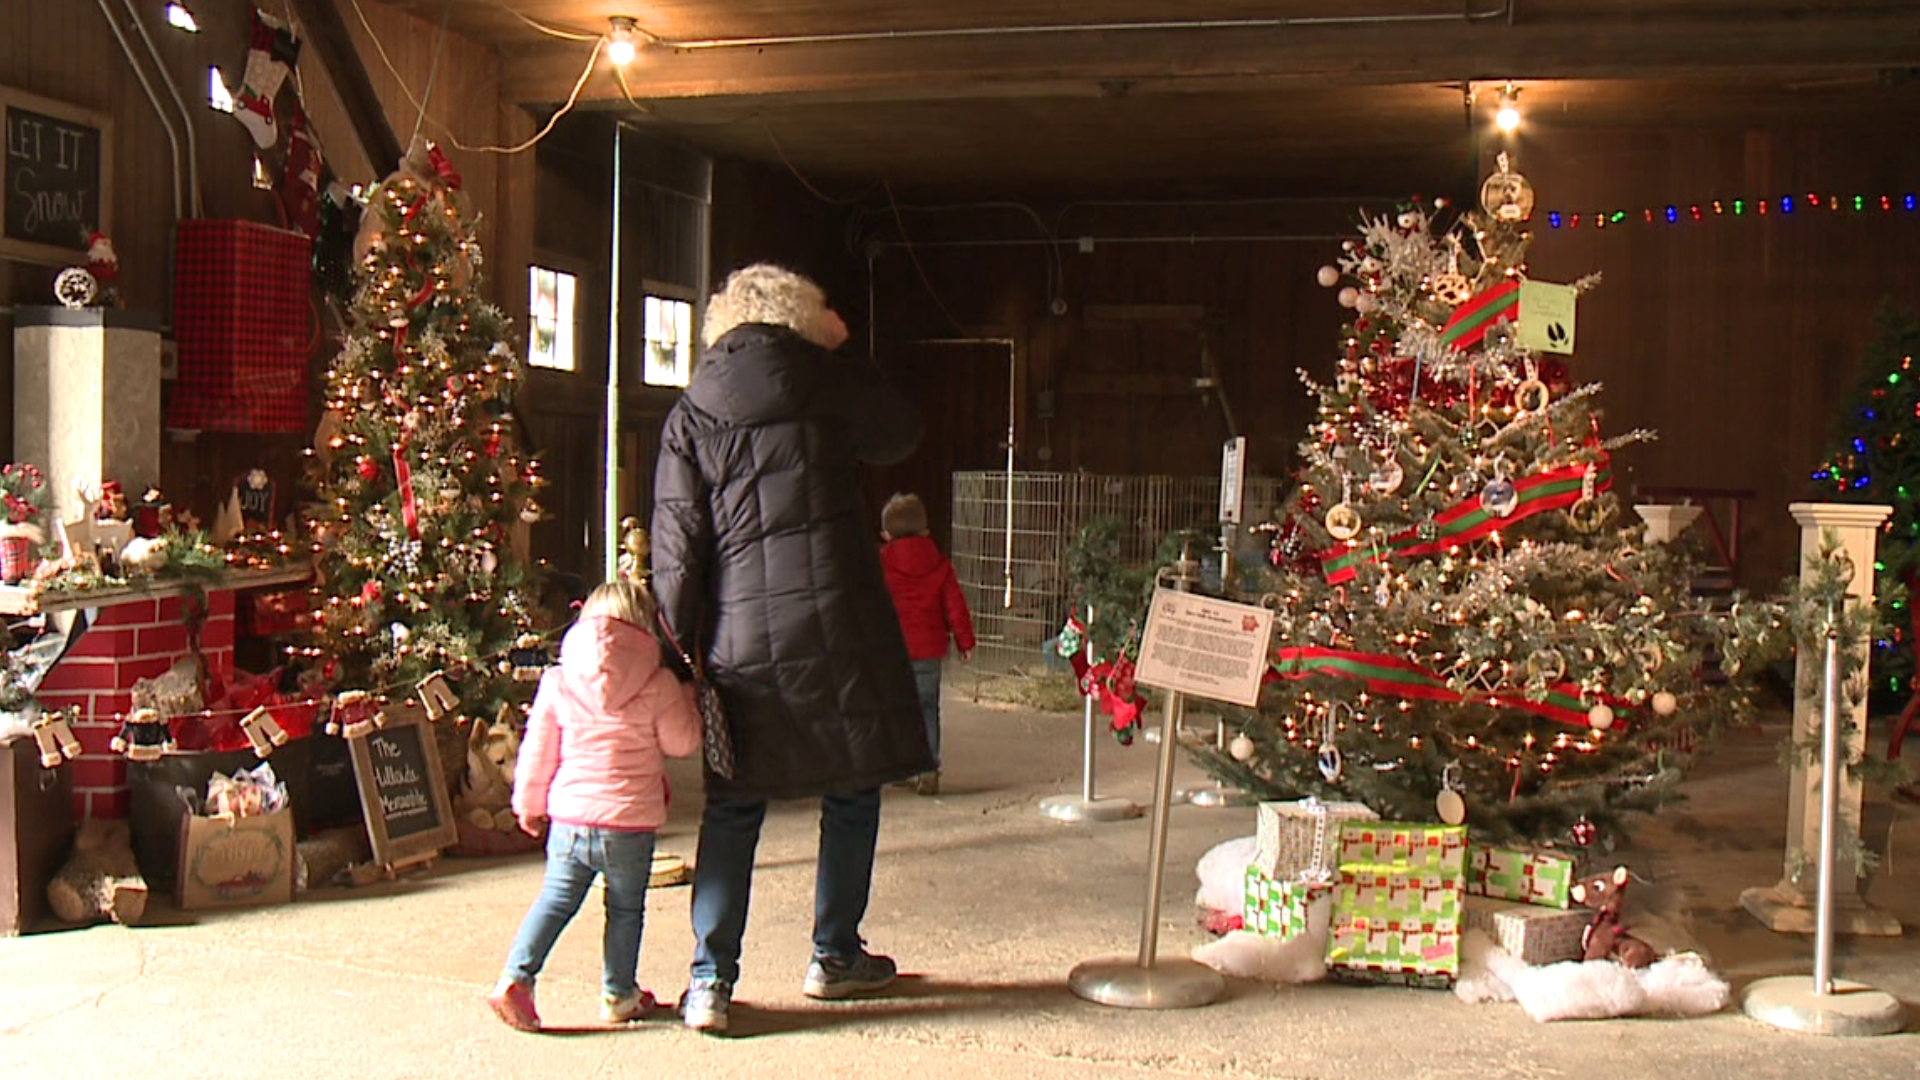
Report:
1134,588,1275,707
2,87,112,265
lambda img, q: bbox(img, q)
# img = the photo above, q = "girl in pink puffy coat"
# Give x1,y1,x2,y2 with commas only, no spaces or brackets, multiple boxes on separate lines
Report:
486,580,700,1031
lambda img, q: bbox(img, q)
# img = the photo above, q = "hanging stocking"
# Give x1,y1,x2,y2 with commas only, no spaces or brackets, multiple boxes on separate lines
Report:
277,105,325,237
234,9,301,149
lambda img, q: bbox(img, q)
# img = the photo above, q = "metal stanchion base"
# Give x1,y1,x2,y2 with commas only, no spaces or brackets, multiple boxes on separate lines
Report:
1179,783,1257,808
1742,976,1905,1036
1039,794,1144,822
1069,957,1226,1009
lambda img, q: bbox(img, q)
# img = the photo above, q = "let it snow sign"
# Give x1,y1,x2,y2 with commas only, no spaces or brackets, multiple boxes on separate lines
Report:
1,86,112,265
1134,589,1275,707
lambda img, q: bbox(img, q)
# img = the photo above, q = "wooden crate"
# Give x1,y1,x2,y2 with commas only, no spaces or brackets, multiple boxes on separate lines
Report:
0,735,77,935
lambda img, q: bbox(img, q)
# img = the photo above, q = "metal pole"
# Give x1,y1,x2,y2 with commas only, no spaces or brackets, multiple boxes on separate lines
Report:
1041,604,1141,823
1068,544,1224,1008
1814,605,1841,994
603,125,624,583
1081,603,1098,802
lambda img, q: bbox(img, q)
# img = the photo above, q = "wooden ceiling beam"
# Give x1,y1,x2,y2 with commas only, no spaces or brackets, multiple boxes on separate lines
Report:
501,13,1920,106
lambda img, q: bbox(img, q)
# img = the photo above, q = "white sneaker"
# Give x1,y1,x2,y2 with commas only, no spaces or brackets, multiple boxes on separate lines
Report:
599,988,655,1023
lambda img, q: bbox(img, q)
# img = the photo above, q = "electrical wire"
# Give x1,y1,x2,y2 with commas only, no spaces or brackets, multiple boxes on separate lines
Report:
884,178,971,338
759,118,877,205
345,0,603,155
487,0,600,42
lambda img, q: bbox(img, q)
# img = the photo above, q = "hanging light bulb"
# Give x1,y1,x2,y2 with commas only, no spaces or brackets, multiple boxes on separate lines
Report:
1494,84,1522,133
607,16,639,66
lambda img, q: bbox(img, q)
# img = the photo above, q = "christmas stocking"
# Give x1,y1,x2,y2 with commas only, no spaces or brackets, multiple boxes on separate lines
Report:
277,106,324,237
234,10,301,149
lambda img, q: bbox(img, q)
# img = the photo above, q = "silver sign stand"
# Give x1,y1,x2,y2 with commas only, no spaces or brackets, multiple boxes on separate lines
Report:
1742,604,1903,1036
1069,545,1227,1009
1041,607,1143,824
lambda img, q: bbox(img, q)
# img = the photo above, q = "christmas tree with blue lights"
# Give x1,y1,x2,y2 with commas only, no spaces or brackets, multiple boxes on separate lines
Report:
1810,303,1920,707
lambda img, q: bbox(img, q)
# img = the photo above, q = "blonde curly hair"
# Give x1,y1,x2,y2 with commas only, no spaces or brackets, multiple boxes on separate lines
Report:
578,579,658,628
701,263,838,348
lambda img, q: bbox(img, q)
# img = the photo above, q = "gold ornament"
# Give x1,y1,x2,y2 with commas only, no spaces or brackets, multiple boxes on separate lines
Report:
1324,503,1362,541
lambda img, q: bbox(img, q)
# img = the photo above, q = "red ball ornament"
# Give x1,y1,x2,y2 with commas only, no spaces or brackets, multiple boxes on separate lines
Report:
484,434,502,458
356,457,379,481
361,581,382,604
1571,817,1597,848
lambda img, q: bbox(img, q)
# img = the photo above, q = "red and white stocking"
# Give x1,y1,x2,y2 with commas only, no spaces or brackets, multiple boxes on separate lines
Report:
278,106,325,236
234,10,301,149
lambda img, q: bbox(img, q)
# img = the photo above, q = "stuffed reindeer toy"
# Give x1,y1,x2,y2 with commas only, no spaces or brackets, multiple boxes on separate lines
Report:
1570,866,1656,969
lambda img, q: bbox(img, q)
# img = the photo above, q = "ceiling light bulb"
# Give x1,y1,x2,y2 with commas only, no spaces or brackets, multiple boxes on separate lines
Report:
1494,85,1521,133
607,17,638,66
165,2,199,32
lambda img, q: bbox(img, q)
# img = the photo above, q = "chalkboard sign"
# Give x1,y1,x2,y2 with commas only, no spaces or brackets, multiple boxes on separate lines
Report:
347,702,457,867
1,87,112,265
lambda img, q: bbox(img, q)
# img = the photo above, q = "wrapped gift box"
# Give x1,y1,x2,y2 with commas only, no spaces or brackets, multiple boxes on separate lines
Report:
1244,863,1329,939
167,220,311,434
1253,797,1378,879
1464,896,1590,965
1466,844,1574,909
1336,821,1469,877
1324,821,1468,987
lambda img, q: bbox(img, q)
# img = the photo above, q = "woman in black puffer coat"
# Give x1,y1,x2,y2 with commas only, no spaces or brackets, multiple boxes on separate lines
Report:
651,264,930,1031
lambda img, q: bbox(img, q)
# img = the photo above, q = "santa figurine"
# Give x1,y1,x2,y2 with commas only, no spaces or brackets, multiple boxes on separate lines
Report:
86,231,120,307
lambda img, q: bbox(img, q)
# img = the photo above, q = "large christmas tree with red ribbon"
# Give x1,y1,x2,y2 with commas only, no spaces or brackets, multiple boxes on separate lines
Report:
1192,157,1780,845
301,143,547,741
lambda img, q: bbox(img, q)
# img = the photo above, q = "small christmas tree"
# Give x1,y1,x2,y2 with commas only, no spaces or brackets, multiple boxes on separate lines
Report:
1810,303,1920,709
1189,156,1781,846
302,143,547,759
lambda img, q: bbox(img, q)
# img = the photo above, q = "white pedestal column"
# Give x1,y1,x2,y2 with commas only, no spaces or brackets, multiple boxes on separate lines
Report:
1740,502,1902,936
11,307,162,524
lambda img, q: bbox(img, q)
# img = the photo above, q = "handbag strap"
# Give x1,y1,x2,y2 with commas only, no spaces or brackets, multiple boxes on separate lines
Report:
654,613,701,674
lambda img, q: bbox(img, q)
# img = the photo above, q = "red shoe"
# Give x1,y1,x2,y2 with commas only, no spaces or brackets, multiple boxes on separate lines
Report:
486,979,540,1032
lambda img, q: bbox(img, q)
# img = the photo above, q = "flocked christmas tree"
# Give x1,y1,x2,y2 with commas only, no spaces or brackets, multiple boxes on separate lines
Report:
302,142,547,758
1188,155,1782,846
1810,303,1920,710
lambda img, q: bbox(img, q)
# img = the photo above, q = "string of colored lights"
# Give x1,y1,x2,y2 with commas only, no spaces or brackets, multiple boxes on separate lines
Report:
1542,192,1920,230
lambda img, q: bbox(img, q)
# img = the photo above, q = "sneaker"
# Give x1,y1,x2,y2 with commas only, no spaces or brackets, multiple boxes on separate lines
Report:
803,951,898,1000
913,771,941,796
680,980,731,1033
599,988,657,1023
485,978,540,1032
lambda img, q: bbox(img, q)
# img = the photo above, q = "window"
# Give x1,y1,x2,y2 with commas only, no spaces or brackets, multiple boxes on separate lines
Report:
643,294,692,387
527,266,578,371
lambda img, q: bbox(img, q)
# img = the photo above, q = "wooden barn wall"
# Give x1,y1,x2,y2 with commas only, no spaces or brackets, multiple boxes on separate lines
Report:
1513,125,1920,587
1,0,524,537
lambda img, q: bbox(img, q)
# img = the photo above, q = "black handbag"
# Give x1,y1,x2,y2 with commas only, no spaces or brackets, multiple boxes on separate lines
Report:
657,617,735,779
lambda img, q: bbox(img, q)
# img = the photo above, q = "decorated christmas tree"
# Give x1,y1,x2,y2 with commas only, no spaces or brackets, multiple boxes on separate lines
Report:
1810,303,1920,709
1189,156,1781,846
301,143,547,762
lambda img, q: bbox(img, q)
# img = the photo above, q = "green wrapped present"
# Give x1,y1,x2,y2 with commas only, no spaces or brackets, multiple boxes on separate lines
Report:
1244,864,1329,939
1324,864,1464,985
1335,821,1469,877
1324,821,1468,987
1463,896,1589,965
1466,844,1574,909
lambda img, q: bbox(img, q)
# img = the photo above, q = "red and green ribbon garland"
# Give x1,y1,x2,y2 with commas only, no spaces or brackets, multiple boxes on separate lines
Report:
1270,645,1631,730
1437,279,1520,350
1320,457,1610,585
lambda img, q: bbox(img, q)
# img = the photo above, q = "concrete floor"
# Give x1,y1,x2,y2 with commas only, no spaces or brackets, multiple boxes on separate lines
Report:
4,685,1918,1080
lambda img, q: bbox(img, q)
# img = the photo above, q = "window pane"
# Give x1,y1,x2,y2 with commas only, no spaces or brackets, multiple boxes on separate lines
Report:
642,295,690,387
527,265,576,371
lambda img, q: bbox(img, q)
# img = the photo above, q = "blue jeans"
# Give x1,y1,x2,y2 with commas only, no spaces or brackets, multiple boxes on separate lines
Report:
503,822,657,999
911,658,942,768
689,788,881,986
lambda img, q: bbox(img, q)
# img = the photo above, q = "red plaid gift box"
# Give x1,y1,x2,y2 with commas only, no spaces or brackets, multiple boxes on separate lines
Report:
168,220,312,433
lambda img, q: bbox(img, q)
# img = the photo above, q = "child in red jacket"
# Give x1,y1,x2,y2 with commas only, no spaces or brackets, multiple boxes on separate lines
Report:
879,493,975,795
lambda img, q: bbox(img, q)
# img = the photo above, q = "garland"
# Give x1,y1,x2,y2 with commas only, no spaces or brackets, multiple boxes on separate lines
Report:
1321,458,1611,585
1271,645,1632,730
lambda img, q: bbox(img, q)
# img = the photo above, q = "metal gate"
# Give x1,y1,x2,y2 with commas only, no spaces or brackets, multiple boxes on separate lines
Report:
949,471,1286,674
